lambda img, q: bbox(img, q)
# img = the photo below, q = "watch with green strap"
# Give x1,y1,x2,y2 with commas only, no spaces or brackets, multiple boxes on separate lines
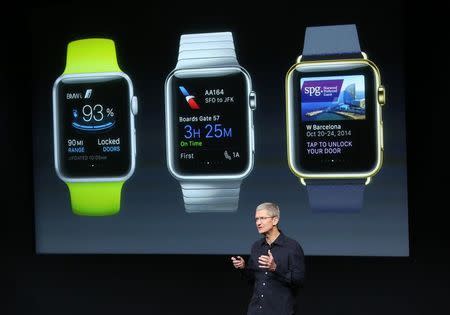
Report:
53,38,138,216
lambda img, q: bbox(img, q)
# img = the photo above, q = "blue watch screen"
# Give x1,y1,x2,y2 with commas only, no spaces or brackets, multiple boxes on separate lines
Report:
55,76,132,178
292,64,379,173
168,70,251,175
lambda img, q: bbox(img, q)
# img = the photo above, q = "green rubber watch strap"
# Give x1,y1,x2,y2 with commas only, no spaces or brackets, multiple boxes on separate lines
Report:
63,38,122,74
67,182,124,216
64,38,124,216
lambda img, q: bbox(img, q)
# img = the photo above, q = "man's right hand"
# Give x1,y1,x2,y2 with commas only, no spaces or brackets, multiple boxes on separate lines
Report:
231,256,245,269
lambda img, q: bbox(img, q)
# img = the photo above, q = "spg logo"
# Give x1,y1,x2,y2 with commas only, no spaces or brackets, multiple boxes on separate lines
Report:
304,86,322,96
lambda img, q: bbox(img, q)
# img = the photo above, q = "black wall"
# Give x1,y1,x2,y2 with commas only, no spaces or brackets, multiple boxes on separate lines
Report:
10,2,446,315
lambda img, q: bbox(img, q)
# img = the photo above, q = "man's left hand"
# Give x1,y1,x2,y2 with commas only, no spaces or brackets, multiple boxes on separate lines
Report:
258,249,277,272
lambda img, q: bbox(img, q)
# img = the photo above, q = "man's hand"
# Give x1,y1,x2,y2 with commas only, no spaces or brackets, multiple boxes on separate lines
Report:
258,249,277,272
231,256,246,269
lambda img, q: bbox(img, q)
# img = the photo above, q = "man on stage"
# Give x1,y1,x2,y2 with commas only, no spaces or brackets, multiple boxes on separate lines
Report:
231,202,305,315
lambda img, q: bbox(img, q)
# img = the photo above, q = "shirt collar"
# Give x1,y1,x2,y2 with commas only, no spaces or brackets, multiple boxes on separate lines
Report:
260,230,286,247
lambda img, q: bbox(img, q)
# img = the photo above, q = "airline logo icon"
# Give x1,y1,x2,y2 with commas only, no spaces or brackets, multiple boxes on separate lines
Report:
179,86,200,109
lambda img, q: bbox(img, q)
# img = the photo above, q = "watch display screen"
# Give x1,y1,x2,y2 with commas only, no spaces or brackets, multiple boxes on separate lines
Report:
169,70,250,175
291,64,378,173
55,75,132,178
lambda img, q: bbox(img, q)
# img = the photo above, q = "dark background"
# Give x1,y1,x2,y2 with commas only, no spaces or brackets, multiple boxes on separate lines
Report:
9,1,446,314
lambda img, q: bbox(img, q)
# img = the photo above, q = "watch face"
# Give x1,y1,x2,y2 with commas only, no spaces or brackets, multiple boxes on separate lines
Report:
288,62,380,175
54,74,133,179
167,69,251,176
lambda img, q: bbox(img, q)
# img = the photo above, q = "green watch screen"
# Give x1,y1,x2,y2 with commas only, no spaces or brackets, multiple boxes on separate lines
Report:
55,76,132,178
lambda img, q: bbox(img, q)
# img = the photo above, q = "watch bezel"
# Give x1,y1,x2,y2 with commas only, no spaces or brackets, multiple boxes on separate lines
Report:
52,72,136,182
165,66,254,181
285,58,383,180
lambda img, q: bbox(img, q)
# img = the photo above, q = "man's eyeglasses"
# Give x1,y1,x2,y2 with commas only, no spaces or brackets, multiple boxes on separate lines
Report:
255,216,275,223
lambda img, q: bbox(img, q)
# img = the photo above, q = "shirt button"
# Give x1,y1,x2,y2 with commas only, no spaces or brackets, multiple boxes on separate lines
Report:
261,294,264,298
259,306,262,309
265,272,268,275
263,282,266,286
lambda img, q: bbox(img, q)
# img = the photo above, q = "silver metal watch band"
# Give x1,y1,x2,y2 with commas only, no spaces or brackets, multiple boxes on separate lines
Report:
181,180,241,212
176,32,239,70
176,32,242,212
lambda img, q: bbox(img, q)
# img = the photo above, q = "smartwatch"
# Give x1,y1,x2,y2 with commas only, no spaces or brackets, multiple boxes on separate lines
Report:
52,38,138,216
165,32,256,213
285,24,386,212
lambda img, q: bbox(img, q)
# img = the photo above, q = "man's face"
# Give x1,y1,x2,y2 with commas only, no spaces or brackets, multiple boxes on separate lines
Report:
255,209,278,234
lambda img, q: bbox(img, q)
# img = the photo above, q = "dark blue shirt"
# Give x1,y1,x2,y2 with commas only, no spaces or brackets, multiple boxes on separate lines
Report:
242,232,305,315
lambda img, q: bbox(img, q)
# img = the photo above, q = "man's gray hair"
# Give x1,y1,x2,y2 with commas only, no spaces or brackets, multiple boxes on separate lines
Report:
256,202,280,219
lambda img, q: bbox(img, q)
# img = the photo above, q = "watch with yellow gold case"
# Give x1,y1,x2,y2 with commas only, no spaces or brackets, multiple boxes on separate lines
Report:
285,24,386,212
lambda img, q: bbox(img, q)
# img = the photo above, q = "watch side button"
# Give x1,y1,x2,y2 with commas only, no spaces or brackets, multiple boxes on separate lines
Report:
132,96,138,115
252,125,255,153
378,86,385,106
249,91,256,110
134,128,137,157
